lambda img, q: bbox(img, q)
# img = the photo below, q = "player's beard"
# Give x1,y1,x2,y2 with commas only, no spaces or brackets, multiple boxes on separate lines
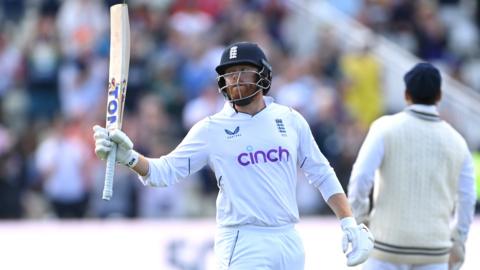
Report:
232,95,255,106
227,84,262,107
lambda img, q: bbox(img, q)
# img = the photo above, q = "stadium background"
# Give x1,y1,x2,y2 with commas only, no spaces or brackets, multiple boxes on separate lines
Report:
0,0,478,269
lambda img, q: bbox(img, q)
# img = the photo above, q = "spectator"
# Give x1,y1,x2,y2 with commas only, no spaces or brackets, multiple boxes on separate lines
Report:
474,149,480,212
340,40,383,129
35,117,91,218
24,12,61,121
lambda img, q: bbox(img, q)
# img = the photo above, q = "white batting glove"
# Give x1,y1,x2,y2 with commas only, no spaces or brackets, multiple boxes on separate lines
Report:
449,228,467,270
93,125,139,168
341,217,374,267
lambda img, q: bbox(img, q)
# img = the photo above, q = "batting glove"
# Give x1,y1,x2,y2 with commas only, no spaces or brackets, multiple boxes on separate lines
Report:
341,217,374,267
93,125,139,168
449,228,467,270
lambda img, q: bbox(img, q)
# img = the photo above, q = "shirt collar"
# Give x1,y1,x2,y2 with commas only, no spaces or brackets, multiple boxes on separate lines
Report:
221,96,275,117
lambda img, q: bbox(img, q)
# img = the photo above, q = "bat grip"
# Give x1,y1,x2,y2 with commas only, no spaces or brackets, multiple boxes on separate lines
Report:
102,143,118,200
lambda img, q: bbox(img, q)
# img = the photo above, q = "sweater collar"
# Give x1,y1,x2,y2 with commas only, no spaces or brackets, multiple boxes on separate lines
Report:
404,104,441,121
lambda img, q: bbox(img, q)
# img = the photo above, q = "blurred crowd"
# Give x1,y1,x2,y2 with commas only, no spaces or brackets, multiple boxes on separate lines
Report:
0,0,478,219
334,0,480,89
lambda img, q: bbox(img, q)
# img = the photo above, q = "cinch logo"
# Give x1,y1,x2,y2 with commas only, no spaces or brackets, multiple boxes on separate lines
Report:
237,146,290,166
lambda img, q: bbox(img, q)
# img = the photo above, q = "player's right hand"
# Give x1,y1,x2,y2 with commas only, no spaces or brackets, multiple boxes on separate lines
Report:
449,229,466,270
93,125,139,168
449,243,464,270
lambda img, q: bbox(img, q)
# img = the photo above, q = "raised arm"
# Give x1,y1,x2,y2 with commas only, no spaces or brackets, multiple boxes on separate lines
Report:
93,118,210,187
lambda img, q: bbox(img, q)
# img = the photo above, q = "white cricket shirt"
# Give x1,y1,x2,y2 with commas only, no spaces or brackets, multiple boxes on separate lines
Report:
139,97,344,227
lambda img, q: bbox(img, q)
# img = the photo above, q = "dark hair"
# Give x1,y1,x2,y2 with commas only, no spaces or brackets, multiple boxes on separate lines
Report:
404,63,441,105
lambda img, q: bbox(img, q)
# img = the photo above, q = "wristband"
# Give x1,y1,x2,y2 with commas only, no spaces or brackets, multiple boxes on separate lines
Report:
126,151,140,168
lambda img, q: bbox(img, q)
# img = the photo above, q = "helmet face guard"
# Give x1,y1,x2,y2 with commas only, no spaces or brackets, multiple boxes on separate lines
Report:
216,67,271,103
215,42,272,104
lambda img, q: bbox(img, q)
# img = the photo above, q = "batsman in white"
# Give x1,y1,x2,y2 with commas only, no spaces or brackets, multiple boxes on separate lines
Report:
93,41,374,269
348,63,476,270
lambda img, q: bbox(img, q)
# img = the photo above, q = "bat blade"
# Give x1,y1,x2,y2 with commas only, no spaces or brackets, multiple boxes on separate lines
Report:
103,3,130,201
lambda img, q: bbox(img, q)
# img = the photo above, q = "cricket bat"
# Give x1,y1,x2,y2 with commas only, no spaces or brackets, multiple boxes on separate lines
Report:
103,3,130,201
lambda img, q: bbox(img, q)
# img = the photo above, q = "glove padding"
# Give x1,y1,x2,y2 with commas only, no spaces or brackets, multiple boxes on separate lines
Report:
341,217,374,266
449,229,466,270
93,125,139,168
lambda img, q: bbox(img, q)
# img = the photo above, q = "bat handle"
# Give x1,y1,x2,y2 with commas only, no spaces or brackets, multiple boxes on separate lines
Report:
102,143,118,200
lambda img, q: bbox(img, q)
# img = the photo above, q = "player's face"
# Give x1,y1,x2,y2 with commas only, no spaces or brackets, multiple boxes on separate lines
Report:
223,65,259,101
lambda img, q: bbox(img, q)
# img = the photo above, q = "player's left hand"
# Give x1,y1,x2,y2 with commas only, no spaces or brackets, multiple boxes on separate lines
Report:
341,217,374,266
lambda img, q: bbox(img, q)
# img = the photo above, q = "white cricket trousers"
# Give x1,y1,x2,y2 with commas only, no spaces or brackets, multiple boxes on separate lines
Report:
363,258,448,270
214,224,305,270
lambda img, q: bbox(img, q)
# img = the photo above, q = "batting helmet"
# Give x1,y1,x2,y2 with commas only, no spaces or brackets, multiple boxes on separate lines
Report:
215,42,272,98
